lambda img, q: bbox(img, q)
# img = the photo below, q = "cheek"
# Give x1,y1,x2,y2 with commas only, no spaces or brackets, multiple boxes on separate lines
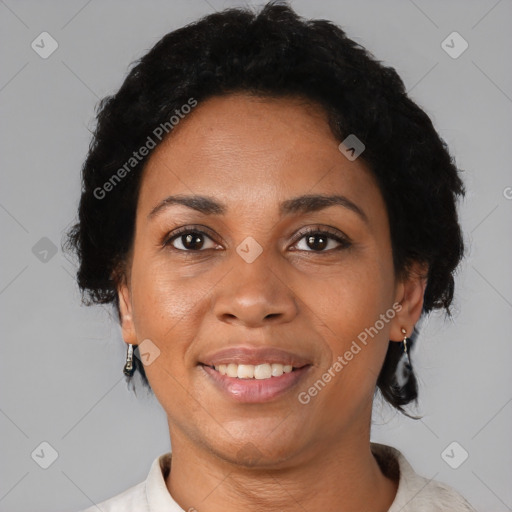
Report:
301,256,393,393
302,257,391,339
131,254,210,329
129,261,212,416
129,258,213,385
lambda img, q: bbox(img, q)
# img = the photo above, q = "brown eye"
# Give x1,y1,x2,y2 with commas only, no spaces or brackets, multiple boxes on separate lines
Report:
164,229,218,251
305,234,328,251
293,229,351,252
177,232,206,250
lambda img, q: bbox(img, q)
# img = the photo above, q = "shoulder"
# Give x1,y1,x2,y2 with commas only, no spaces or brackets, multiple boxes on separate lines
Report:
77,481,147,512
75,451,175,512
371,442,477,512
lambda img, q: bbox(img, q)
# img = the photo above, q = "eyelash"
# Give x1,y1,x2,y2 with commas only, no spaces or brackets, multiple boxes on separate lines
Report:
162,225,352,253
291,227,352,252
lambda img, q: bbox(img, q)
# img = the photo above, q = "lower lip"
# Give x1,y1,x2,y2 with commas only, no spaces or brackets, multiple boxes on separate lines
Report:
200,364,311,403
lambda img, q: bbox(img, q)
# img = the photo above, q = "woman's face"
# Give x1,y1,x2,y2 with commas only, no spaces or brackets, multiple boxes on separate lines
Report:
118,94,425,467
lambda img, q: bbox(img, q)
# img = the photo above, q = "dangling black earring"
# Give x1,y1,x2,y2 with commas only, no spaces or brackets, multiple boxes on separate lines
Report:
123,343,136,376
401,327,412,371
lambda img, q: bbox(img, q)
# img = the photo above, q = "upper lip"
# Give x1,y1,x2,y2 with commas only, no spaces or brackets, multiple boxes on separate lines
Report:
199,346,312,368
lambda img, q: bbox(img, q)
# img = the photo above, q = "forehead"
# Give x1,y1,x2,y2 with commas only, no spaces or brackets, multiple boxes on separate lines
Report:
137,94,382,217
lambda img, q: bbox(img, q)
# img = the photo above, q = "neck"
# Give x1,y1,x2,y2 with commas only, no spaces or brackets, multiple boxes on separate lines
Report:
165,424,398,512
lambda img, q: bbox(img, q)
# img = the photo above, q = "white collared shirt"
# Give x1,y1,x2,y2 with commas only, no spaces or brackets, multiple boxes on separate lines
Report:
77,442,476,511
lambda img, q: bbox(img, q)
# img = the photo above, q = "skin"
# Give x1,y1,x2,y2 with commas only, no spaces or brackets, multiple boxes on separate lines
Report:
117,94,427,512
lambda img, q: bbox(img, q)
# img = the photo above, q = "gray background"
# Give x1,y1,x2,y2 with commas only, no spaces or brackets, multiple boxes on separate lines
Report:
1,1,511,511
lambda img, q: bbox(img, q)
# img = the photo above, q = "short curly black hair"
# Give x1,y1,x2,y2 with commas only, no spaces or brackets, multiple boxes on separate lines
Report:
64,1,465,416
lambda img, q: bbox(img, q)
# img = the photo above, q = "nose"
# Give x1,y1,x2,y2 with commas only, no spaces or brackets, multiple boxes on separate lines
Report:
213,254,299,328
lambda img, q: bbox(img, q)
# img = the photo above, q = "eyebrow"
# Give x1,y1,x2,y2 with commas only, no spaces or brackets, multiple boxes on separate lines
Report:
147,193,368,224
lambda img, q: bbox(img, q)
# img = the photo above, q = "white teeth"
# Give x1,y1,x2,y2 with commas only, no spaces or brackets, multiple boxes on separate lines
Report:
237,364,254,379
212,363,295,379
254,363,272,380
271,363,284,377
226,363,238,377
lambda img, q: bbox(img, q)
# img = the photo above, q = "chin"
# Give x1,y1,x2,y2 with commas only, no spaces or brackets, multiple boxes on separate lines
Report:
207,421,308,469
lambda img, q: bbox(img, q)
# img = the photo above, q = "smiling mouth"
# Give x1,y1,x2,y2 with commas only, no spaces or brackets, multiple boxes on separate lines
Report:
200,362,312,403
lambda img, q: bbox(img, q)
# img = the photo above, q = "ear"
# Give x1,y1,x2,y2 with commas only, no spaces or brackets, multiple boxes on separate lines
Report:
389,261,429,342
117,281,137,346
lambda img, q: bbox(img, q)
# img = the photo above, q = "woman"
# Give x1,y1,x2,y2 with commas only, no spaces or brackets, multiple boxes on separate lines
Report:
67,2,476,511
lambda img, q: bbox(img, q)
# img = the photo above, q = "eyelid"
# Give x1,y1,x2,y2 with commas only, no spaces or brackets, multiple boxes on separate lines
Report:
289,225,352,248
161,224,221,248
